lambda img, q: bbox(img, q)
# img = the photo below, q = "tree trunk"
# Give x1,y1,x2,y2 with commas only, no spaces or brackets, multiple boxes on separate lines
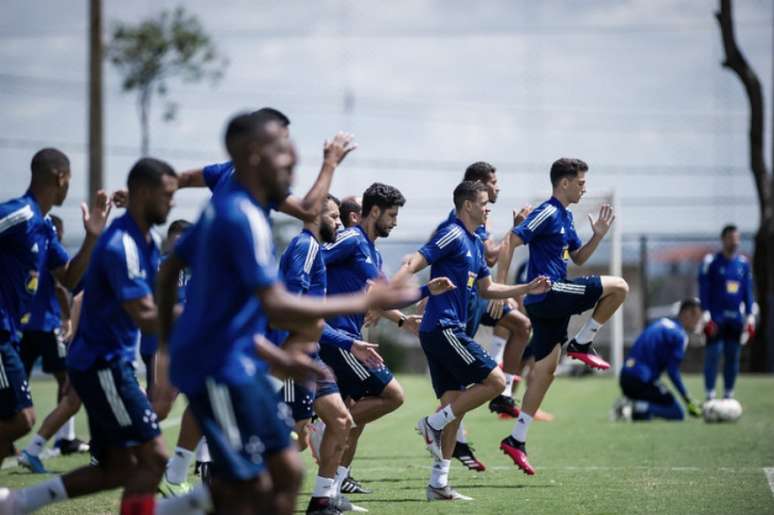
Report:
716,0,773,372
88,0,103,206
139,87,151,156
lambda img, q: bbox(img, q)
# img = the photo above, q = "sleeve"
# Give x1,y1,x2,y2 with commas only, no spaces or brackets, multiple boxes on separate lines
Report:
698,254,713,312
202,161,233,191
319,323,354,351
665,330,688,400
46,235,70,271
322,230,360,266
743,260,754,316
103,239,152,302
227,202,278,290
173,222,199,266
418,225,462,265
513,203,557,244
0,201,33,243
281,242,312,295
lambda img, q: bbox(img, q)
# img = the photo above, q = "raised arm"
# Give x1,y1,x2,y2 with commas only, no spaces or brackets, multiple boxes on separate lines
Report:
477,275,551,300
495,231,524,283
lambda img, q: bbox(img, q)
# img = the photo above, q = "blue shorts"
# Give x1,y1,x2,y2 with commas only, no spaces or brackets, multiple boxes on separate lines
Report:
319,343,394,401
419,326,497,399
707,320,743,345
0,334,33,420
525,276,603,361
20,330,67,376
465,297,513,337
68,359,161,462
280,355,340,422
187,373,293,482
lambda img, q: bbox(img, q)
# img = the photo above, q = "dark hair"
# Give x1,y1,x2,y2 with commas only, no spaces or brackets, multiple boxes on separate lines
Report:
361,183,405,218
167,219,191,237
339,197,361,227
464,161,496,183
550,158,588,187
31,148,69,179
678,297,702,314
326,194,340,206
453,180,488,211
721,224,738,238
252,107,290,127
225,112,281,160
127,158,177,193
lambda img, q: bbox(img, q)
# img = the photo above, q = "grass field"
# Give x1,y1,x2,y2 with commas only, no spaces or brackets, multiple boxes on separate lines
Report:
1,373,773,514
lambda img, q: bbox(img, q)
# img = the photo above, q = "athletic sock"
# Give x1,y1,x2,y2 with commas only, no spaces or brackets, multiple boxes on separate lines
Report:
55,416,76,442
511,412,533,442
575,319,602,344
121,494,154,515
166,446,195,484
430,458,451,489
17,476,68,512
155,483,213,515
195,439,211,462
333,466,349,494
724,389,734,399
456,422,466,443
313,476,336,499
502,373,515,397
25,434,48,457
490,336,507,363
706,390,716,401
427,405,456,431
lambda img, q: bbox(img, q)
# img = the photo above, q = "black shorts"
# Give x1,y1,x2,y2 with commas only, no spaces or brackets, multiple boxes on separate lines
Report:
20,329,67,376
0,333,33,420
619,371,675,406
525,276,603,361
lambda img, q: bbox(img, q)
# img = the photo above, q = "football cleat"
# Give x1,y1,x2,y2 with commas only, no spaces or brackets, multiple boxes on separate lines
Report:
488,394,520,419
609,397,633,422
340,475,372,495
452,441,486,472
415,417,443,460
332,494,368,512
194,460,212,486
54,438,90,455
534,409,555,422
566,339,610,370
158,474,193,498
500,436,535,475
426,484,473,501
18,450,47,474
306,496,342,515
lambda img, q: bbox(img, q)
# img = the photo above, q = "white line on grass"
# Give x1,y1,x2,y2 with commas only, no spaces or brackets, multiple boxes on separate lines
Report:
1,416,181,471
764,468,774,498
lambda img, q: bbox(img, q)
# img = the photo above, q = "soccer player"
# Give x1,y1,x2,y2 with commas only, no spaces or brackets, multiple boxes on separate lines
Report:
395,180,550,501
615,298,704,421
153,113,418,515
0,148,109,465
496,157,629,475
18,215,89,473
0,157,177,515
699,224,755,400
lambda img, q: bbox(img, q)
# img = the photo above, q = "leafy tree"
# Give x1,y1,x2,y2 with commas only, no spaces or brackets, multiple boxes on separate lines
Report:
107,6,226,155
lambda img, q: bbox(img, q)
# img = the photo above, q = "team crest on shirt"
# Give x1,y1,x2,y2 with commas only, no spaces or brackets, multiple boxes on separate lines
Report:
20,312,30,325
467,271,477,288
726,280,740,294
25,270,39,293
562,246,570,261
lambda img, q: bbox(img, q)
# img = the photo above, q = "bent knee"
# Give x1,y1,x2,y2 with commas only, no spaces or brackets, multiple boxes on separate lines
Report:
608,277,629,296
487,367,507,392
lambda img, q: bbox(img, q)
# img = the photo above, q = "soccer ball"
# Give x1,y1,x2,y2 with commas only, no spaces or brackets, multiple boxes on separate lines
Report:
702,399,743,423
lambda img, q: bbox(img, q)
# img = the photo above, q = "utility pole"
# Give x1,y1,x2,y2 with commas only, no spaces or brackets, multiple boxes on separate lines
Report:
88,0,103,206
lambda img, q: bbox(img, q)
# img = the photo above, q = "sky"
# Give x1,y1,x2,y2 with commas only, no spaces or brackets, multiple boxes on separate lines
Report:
0,0,772,247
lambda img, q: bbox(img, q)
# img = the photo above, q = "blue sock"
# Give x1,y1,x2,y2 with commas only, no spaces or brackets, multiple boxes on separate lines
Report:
723,340,741,395
704,341,722,396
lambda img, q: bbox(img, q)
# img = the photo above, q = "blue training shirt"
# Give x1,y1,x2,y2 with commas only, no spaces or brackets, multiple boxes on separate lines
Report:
513,196,582,304
24,217,68,333
203,160,280,216
418,217,490,332
140,252,191,357
169,180,278,395
67,213,160,370
623,317,689,399
323,226,383,339
698,252,753,325
0,193,69,342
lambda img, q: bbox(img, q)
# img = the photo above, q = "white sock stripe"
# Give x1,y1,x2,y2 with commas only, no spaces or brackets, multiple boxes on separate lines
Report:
97,369,133,427
0,205,34,235
206,379,243,450
443,329,475,364
339,349,370,380
0,353,9,389
527,205,557,231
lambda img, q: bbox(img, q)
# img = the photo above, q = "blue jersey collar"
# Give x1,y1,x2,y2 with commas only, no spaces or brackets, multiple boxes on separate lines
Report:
548,196,568,214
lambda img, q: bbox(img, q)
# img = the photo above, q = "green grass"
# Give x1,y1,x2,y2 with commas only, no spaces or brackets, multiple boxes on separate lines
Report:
2,374,773,514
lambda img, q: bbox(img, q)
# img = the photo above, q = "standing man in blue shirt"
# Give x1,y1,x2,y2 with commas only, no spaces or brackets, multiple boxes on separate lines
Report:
395,180,550,501
153,114,418,515
0,148,110,465
616,298,704,421
496,158,629,475
700,224,755,401
0,158,177,515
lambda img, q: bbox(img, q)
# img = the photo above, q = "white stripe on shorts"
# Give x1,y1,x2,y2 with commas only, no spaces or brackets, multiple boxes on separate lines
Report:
206,379,243,450
97,369,133,427
443,329,475,365
339,348,370,380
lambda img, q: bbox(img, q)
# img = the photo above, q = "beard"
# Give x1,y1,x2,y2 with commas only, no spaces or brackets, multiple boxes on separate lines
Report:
376,221,392,238
320,222,337,243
